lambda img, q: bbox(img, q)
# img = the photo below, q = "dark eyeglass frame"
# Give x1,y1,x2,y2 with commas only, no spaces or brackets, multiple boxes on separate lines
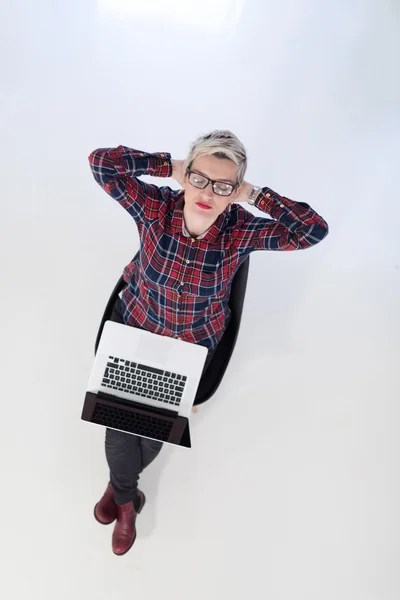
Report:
187,169,238,197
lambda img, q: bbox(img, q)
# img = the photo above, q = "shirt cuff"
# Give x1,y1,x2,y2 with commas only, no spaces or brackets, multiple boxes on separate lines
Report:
149,152,173,178
114,146,173,178
255,188,276,214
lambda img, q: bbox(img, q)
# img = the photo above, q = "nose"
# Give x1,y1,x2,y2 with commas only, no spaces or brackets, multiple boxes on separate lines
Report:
201,182,214,202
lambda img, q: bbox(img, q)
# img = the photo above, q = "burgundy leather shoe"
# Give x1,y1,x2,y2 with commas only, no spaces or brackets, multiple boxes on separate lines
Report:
112,491,146,556
94,483,117,525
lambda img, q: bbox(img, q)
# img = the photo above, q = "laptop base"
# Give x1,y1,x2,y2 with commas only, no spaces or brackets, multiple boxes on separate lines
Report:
81,391,191,447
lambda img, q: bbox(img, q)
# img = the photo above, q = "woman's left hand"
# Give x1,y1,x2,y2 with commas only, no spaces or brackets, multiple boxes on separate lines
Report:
234,181,253,203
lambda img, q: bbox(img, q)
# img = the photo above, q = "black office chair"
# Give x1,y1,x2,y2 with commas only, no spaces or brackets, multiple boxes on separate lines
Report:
95,252,250,405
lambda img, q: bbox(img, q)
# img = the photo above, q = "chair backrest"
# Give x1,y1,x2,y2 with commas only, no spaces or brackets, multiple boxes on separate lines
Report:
194,254,249,404
95,251,250,404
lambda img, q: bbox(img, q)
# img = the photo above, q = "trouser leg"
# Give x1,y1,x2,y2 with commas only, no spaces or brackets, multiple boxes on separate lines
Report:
105,427,163,505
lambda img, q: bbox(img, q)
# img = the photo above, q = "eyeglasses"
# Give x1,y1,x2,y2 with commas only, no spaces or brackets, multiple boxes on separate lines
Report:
187,170,237,197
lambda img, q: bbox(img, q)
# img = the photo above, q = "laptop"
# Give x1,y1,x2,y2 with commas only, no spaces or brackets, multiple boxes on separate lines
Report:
81,320,208,448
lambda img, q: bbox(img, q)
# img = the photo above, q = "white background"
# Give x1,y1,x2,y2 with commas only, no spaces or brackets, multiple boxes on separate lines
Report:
0,0,399,598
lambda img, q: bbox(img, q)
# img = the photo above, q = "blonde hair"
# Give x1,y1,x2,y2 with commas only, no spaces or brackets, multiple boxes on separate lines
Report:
183,130,247,184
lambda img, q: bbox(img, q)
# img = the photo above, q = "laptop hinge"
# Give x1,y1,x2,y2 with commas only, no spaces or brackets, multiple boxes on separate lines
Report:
96,390,179,418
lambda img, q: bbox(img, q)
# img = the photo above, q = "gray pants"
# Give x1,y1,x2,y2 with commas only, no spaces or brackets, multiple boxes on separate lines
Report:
105,297,216,505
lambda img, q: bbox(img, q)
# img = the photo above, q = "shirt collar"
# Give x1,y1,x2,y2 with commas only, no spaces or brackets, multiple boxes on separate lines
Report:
182,220,208,239
172,191,230,243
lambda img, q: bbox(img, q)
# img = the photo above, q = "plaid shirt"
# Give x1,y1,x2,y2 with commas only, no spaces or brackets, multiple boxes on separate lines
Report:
89,146,329,352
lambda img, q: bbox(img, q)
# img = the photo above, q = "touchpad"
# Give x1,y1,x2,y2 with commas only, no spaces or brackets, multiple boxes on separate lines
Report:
137,337,171,366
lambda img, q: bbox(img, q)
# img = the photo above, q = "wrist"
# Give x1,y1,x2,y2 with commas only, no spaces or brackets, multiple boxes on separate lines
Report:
247,183,262,205
242,181,253,199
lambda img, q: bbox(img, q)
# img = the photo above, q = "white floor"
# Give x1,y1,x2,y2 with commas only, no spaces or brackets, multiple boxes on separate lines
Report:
1,1,399,598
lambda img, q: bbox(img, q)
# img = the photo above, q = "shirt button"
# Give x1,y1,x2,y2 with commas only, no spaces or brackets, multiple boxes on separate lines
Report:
191,238,195,243
266,193,271,198
186,260,190,264
175,335,180,339
280,203,284,208
181,282,184,286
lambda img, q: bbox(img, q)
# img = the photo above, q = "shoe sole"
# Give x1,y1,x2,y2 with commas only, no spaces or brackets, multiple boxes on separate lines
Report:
94,492,146,526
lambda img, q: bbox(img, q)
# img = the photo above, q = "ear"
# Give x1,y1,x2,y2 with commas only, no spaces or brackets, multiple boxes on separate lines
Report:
233,184,243,197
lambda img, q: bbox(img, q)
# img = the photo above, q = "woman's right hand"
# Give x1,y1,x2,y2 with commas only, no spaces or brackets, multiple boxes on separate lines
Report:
171,159,186,187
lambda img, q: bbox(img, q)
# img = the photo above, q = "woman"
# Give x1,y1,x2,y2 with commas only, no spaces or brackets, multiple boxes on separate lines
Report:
88,130,329,555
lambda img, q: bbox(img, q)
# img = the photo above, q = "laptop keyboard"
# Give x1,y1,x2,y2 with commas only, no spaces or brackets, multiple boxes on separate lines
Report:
101,356,187,408
92,402,173,441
